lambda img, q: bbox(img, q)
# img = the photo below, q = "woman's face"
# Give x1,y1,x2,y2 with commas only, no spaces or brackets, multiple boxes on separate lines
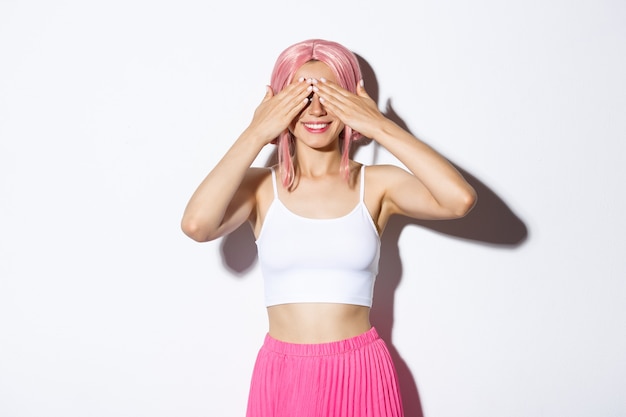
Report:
289,61,345,150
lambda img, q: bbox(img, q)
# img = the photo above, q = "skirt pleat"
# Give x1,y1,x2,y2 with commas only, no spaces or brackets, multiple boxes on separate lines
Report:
246,327,403,417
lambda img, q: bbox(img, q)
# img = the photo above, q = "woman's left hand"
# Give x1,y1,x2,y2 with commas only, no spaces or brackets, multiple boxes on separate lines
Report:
313,79,387,139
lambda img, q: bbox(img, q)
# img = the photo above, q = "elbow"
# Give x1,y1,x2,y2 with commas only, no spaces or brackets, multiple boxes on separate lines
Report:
180,218,213,242
450,187,478,218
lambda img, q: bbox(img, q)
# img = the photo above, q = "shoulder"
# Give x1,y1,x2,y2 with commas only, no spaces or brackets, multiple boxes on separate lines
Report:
234,167,273,206
363,163,405,175
246,166,274,202
363,163,411,189
359,164,409,232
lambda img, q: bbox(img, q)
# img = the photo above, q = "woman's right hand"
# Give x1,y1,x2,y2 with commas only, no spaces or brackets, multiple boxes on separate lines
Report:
246,78,313,145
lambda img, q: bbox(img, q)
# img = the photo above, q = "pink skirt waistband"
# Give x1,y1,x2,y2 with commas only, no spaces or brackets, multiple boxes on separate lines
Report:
261,327,380,356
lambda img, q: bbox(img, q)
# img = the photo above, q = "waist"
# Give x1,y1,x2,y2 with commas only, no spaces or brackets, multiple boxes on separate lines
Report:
267,303,372,344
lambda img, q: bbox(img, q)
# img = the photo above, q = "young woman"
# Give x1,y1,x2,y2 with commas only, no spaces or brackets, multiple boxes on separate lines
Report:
181,39,476,417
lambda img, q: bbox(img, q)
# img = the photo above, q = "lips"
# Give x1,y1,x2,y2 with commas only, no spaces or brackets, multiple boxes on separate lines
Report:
303,122,330,133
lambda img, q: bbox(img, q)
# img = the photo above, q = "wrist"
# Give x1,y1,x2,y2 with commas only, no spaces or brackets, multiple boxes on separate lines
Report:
238,128,271,151
369,118,399,142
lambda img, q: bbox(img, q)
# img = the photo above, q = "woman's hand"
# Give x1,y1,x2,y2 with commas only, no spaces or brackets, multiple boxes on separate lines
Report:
246,78,313,145
313,79,387,139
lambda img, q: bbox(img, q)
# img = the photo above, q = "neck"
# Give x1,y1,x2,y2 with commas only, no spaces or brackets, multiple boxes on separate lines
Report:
293,144,344,178
296,154,343,178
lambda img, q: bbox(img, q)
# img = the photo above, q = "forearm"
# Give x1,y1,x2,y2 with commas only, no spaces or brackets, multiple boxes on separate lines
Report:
373,119,476,215
181,129,266,241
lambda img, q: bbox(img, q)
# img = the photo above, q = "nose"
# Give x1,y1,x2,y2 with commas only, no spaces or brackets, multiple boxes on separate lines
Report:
308,93,327,117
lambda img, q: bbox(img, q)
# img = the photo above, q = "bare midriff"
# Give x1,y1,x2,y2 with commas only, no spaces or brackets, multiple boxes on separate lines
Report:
266,303,372,344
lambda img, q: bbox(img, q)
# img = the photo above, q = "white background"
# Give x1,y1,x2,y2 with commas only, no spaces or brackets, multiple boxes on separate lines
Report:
1,1,625,416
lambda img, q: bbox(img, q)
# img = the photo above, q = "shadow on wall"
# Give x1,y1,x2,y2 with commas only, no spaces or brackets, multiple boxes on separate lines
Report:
219,54,528,417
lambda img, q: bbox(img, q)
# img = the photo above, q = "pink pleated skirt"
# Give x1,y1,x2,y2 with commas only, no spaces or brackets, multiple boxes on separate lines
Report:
246,327,404,417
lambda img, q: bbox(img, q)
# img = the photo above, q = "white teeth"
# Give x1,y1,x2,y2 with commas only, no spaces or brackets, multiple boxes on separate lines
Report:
304,123,328,129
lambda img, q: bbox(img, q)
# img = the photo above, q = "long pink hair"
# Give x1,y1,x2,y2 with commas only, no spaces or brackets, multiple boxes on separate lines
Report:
270,39,363,188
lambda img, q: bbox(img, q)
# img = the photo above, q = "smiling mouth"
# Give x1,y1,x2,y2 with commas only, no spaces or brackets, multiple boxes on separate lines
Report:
303,122,329,130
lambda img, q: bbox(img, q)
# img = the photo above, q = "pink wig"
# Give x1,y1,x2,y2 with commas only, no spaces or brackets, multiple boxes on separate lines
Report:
269,39,363,188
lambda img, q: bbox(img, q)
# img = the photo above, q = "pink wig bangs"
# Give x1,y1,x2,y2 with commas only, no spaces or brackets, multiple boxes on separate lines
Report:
269,39,363,188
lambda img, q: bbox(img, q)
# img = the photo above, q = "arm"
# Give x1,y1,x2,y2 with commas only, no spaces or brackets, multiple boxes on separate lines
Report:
315,79,477,222
181,79,313,242
180,134,265,242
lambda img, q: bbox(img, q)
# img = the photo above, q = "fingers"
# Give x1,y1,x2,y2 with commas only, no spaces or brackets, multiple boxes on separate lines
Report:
250,78,312,142
273,78,312,115
312,78,360,111
313,78,370,107
312,78,347,100
311,78,382,139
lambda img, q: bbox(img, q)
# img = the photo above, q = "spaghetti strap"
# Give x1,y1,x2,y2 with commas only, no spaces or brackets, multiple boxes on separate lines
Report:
270,167,279,199
359,165,366,202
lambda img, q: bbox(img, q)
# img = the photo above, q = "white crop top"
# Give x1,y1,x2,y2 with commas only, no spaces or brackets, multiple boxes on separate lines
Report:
256,165,381,307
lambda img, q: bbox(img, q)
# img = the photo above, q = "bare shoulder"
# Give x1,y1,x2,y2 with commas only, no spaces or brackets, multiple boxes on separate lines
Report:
364,163,407,175
360,164,406,231
242,167,273,202
364,163,412,191
362,163,428,231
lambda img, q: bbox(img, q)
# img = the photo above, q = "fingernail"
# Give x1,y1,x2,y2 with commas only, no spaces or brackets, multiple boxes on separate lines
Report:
312,86,319,92
307,85,313,92
320,77,327,83
311,78,318,84
360,79,364,87
298,77,305,82
319,96,325,103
